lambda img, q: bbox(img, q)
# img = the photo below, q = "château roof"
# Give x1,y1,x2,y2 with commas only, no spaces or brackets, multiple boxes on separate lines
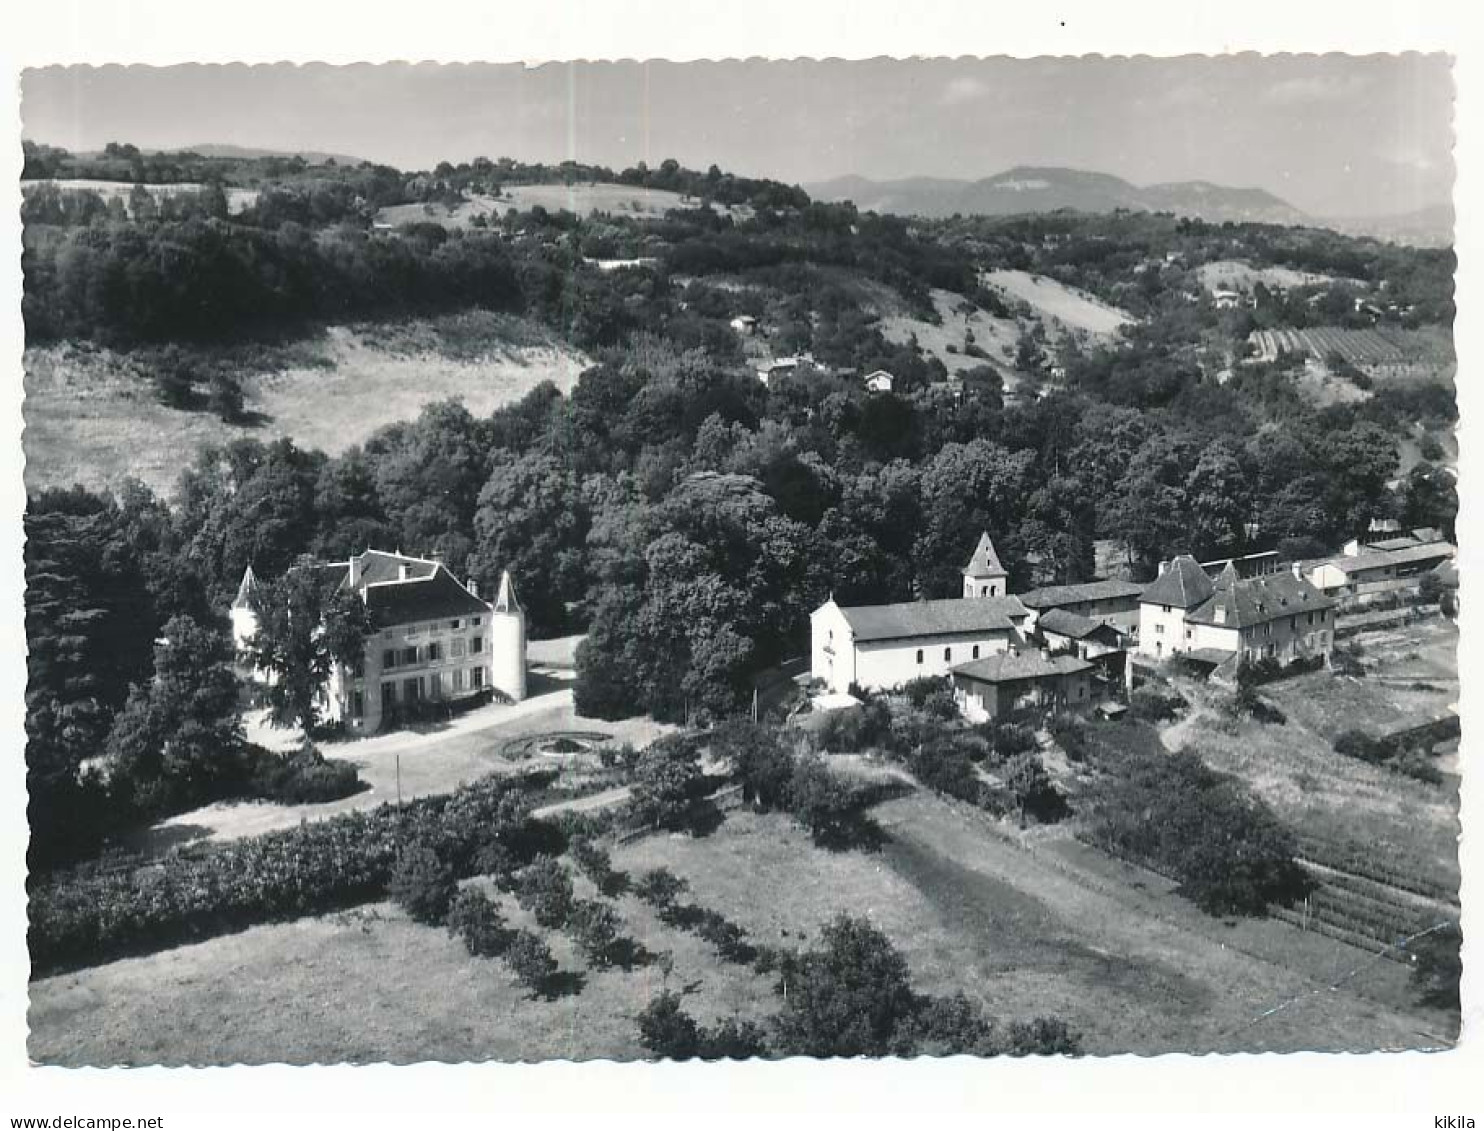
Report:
363,568,491,628
1140,555,1216,609
835,597,1028,643
494,570,521,614
962,531,1007,578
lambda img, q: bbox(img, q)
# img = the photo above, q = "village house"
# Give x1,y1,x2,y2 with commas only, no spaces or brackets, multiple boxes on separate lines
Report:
1035,608,1128,684
231,549,527,733
1013,577,1144,634
1137,556,1335,668
951,648,1096,722
864,369,896,393
729,315,758,335
810,595,1030,697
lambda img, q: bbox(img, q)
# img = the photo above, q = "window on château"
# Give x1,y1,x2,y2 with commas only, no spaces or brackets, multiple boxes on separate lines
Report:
471,636,484,654
915,649,923,664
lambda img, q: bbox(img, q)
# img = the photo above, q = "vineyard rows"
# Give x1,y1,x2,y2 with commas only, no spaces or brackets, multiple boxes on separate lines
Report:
1248,325,1450,368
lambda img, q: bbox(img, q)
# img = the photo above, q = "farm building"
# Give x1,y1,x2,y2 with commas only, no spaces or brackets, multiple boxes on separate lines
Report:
1013,577,1144,633
729,315,758,335
864,369,896,393
1138,557,1335,667
950,648,1096,722
1200,550,1282,580
1035,608,1127,686
231,549,526,734
1307,540,1457,601
962,531,1009,598
755,354,815,386
810,595,1030,697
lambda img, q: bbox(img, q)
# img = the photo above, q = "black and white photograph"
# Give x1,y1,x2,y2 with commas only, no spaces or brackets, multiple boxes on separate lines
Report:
2,7,1477,1114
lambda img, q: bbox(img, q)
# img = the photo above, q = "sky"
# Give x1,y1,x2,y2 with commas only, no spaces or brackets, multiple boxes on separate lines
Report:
21,55,1455,218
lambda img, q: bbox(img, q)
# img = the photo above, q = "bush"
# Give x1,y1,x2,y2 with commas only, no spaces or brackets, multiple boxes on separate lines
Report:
909,736,982,804
1392,749,1444,786
991,722,1038,760
900,675,952,709
636,991,704,1059
713,719,794,810
633,867,689,910
569,836,627,896
1128,686,1187,723
814,699,892,753
246,744,362,804
1334,729,1389,764
627,735,707,831
390,842,457,926
514,856,575,929
505,929,558,993
445,888,508,957
1232,686,1286,726
568,898,623,966
1003,752,1068,825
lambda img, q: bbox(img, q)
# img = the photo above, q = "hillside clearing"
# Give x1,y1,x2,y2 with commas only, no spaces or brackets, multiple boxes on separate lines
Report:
24,315,590,497
981,270,1132,338
377,185,747,227
1198,259,1337,292
879,287,1023,385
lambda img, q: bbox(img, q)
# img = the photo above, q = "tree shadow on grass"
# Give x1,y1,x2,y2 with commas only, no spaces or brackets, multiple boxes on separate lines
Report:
809,810,891,854
536,969,587,1000
604,936,657,971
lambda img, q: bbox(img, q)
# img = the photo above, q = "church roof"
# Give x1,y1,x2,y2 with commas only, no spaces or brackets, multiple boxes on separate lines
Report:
1141,555,1216,609
962,531,1007,578
231,565,261,611
836,597,1028,643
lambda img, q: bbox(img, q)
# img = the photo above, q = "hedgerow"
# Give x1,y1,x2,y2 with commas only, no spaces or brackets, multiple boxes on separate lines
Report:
28,768,558,973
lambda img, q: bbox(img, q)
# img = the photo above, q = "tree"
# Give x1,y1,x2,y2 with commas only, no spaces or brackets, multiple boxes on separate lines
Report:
713,719,794,810
1409,922,1461,1010
446,888,508,957
207,371,246,423
505,929,558,994
636,991,704,1059
514,856,576,929
787,753,860,845
1400,462,1457,540
628,736,705,830
771,914,919,1058
569,899,622,966
104,615,244,814
243,557,372,735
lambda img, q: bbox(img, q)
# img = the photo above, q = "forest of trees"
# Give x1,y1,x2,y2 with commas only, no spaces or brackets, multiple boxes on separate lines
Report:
22,141,1458,871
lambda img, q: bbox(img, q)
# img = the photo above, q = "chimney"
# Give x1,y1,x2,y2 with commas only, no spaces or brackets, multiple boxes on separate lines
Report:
466,577,478,599
347,554,359,589
1291,561,1303,580
1157,560,1170,577
398,563,410,581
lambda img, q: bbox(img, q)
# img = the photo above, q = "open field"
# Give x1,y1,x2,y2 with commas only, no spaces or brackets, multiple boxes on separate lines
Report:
1197,259,1336,292
377,185,747,228
879,287,1023,385
1166,618,1459,893
31,786,1448,1065
981,269,1132,338
24,178,260,215
23,315,590,497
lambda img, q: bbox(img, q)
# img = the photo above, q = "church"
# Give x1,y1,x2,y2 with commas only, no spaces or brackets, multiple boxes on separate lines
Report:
809,532,1029,697
231,548,528,733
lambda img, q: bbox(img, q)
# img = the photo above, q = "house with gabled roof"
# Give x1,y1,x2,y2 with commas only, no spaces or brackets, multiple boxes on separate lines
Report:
231,548,527,733
1138,555,1334,667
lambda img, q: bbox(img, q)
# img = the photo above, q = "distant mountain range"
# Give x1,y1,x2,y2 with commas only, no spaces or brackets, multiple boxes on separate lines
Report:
806,166,1452,246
